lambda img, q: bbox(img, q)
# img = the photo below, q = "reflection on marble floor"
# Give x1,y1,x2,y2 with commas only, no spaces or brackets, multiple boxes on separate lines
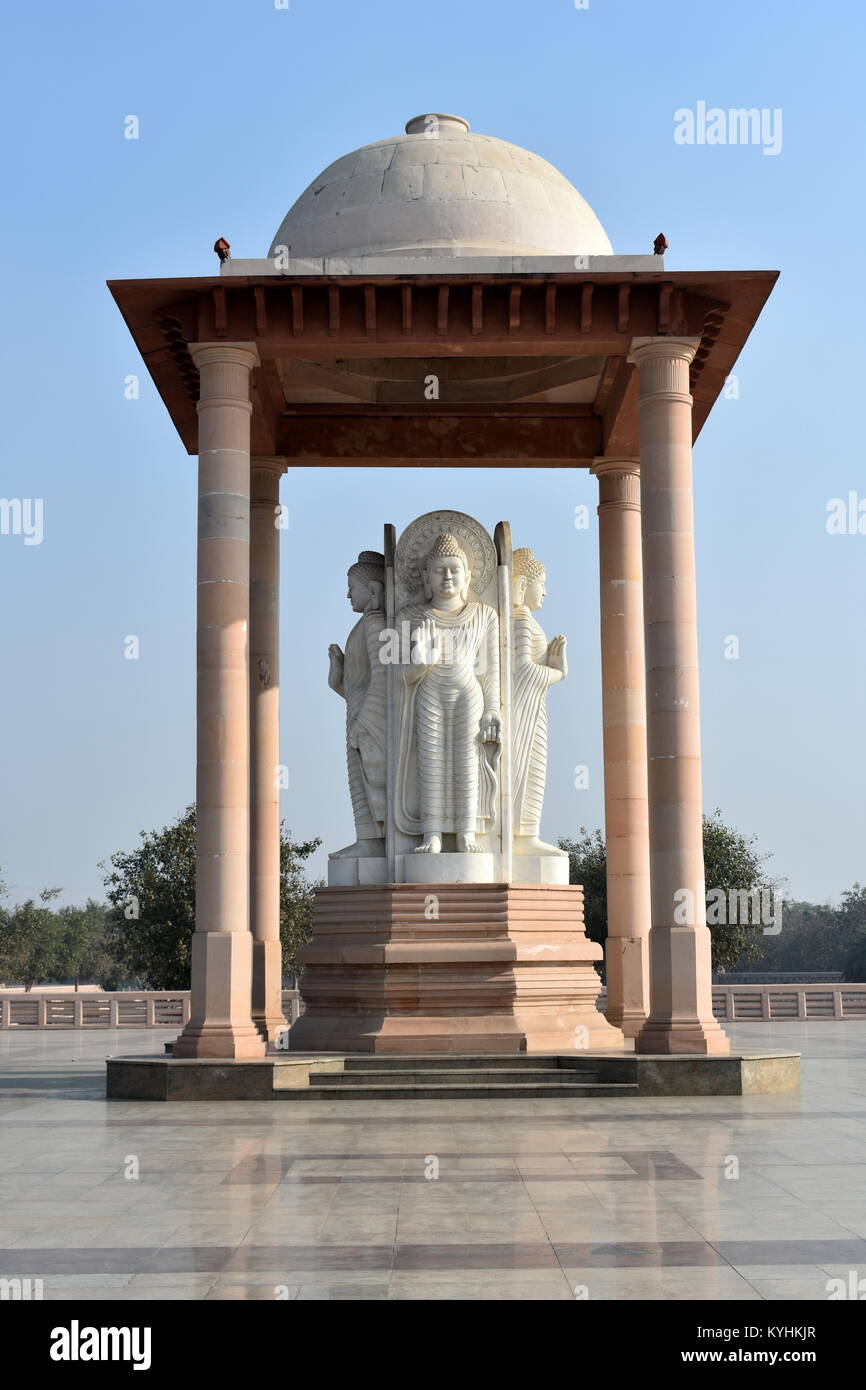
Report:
1,1022,865,1301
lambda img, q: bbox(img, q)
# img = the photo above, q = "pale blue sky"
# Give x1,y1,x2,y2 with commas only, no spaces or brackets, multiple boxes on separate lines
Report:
1,0,864,906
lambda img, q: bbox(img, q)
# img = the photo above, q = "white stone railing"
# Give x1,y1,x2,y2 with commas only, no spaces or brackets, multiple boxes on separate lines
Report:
0,990,302,1029
594,984,866,1022
3,985,862,1029
711,983,866,1022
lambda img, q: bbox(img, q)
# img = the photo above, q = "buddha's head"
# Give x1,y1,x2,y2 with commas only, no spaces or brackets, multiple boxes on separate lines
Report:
513,548,547,611
347,551,385,613
422,533,471,605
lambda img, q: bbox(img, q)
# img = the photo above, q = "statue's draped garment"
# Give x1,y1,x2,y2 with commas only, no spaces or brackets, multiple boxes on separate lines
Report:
395,600,500,835
512,606,554,835
343,609,387,837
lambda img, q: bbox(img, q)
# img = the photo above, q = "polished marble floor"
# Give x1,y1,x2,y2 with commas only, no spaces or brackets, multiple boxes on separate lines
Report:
1,1023,865,1300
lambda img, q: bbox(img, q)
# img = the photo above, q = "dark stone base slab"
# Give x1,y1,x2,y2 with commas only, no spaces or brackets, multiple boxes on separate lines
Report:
627,1051,801,1096
106,1050,799,1100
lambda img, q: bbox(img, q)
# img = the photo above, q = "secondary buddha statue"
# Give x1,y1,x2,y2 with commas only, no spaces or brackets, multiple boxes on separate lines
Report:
395,532,501,854
511,546,567,856
328,550,387,858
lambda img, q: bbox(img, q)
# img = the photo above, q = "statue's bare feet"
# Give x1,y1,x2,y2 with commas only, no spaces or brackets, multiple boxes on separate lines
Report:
414,834,442,854
456,833,484,853
513,835,565,857
330,837,385,860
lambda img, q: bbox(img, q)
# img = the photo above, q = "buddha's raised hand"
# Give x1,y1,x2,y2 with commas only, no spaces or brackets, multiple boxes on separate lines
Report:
327,643,345,691
410,618,442,674
548,635,568,677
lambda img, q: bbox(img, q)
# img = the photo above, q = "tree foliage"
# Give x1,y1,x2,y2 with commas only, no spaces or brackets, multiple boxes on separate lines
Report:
701,810,774,970
56,900,119,989
0,876,115,991
558,828,607,950
750,899,852,975
101,808,196,990
0,886,63,990
559,810,774,973
839,885,866,982
101,805,320,989
278,832,321,981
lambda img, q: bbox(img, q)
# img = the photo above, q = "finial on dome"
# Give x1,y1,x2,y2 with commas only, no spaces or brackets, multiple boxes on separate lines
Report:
404,113,470,136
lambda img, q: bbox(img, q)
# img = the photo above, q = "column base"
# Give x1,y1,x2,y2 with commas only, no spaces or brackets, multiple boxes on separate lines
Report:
173,931,266,1059
636,925,730,1054
172,1023,268,1059
605,1006,647,1040
255,1018,290,1047
604,934,649,1038
252,938,286,1044
635,1018,731,1055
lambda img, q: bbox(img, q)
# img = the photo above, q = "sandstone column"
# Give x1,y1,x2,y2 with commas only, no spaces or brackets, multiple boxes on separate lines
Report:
628,338,730,1055
174,343,265,1059
250,455,287,1044
590,457,651,1037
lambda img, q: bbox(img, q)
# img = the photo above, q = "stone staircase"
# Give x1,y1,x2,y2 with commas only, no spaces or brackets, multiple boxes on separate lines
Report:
275,1054,639,1100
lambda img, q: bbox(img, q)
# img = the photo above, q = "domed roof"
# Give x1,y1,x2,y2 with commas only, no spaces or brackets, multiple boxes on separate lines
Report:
268,114,613,260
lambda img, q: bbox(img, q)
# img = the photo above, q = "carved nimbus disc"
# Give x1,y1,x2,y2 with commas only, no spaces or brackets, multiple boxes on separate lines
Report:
395,510,497,602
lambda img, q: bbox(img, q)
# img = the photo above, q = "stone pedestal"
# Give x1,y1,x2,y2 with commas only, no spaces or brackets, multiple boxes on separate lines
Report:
327,854,568,888
398,852,497,885
289,883,623,1054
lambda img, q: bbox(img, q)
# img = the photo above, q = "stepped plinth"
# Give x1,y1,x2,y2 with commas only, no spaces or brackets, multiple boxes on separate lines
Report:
288,882,623,1055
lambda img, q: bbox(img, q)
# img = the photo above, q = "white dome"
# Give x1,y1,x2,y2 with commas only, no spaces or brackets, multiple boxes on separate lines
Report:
268,114,613,260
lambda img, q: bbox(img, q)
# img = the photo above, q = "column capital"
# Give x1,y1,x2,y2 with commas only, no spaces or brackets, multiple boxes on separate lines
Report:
590,455,640,479
251,456,287,505
189,342,261,372
591,457,640,511
251,454,287,472
628,336,701,367
192,343,260,418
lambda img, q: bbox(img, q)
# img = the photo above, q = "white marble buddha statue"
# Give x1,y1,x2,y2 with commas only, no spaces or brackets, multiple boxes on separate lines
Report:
328,550,387,859
395,532,501,854
511,547,567,857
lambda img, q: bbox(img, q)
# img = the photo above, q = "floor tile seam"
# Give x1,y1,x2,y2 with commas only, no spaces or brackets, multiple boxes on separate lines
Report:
514,1162,576,1283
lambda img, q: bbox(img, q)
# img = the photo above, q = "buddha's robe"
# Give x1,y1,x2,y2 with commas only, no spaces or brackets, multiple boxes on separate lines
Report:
341,609,387,837
395,601,500,836
512,606,556,835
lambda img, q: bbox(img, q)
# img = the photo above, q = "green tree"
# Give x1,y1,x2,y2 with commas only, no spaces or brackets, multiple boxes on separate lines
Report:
278,834,321,982
558,828,607,950
55,900,117,990
101,805,320,989
0,886,63,990
748,899,850,974
840,885,866,981
702,810,775,971
559,810,774,973
102,807,196,989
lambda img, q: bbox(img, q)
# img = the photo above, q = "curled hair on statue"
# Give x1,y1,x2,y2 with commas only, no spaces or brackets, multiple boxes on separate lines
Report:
512,547,546,581
422,532,471,601
348,550,386,608
512,547,546,605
